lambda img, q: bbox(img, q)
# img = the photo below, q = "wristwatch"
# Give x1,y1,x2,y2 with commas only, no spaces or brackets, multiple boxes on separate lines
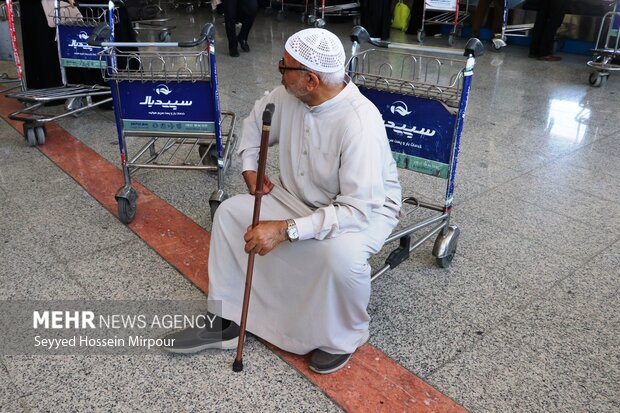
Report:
286,219,299,242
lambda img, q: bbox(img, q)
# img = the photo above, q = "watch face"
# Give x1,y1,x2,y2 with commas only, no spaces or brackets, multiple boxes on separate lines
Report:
288,227,298,240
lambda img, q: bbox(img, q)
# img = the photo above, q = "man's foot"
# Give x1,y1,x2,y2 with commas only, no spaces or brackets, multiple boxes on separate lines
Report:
310,351,353,374
229,49,240,57
538,55,562,62
309,331,369,374
161,315,240,354
239,40,250,52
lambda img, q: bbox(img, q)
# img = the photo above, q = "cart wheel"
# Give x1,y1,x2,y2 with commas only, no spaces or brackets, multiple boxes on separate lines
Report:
209,200,221,222
433,225,459,269
35,126,46,145
448,33,455,47
301,12,307,23
588,72,605,87
276,10,286,21
436,253,454,268
25,126,37,147
314,18,325,28
198,144,219,170
186,5,194,13
159,31,171,42
68,97,85,117
436,238,458,268
117,198,136,224
492,41,502,51
417,30,425,43
307,15,316,25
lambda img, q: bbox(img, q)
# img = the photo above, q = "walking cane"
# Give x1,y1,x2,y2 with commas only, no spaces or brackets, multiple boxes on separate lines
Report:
233,103,275,372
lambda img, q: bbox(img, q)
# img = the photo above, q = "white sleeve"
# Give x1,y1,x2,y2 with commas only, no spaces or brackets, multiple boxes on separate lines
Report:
237,88,283,172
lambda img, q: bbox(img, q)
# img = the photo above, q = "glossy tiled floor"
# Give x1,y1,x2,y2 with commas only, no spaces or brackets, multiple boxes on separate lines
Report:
0,4,619,412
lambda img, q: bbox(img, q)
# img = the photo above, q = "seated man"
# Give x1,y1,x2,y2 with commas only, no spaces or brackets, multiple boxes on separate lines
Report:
163,28,402,374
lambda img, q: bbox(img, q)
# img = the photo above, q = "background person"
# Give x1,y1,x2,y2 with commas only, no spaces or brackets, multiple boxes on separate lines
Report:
529,0,566,61
223,0,258,57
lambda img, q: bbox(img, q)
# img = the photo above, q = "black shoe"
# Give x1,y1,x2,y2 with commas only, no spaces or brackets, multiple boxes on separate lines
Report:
239,40,250,52
161,314,240,354
310,350,352,374
229,49,240,57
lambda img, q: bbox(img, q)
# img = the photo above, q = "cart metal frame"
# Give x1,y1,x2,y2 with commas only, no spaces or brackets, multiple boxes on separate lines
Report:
587,0,620,87
89,18,237,224
0,1,24,92
5,0,113,146
490,0,532,51
349,26,483,277
419,0,471,47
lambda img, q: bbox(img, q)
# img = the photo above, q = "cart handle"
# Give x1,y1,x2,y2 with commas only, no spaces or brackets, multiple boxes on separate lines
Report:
88,23,214,48
70,0,127,6
350,26,485,58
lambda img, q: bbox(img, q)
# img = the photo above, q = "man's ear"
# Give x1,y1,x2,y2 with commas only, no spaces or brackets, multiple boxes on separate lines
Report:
305,72,320,91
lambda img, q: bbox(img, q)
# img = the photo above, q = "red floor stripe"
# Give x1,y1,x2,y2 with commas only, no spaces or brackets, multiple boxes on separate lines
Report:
0,95,467,413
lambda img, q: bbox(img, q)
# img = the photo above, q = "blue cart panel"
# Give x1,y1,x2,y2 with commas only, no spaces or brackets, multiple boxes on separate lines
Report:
117,81,216,133
58,25,106,69
359,87,456,178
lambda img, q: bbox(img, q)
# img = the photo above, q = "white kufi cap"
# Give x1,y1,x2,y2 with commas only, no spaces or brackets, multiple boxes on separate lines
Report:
285,28,346,73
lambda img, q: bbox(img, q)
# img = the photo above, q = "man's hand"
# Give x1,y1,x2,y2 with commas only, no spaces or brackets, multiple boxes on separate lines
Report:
244,220,288,256
243,170,274,195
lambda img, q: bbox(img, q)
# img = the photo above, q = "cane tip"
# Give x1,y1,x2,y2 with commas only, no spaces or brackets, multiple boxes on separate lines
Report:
232,360,243,372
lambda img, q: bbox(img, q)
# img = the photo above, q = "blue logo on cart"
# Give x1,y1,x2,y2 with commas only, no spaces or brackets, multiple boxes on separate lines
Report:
390,101,412,116
155,85,173,96
68,31,95,51
139,85,193,111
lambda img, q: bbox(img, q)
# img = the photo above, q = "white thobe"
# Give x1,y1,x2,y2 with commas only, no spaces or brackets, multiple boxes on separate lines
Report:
208,82,401,355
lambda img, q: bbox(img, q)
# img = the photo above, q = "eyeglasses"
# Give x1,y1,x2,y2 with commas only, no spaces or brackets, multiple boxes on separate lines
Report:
278,58,309,75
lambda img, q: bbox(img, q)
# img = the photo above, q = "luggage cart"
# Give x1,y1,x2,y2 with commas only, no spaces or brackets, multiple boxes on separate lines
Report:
348,26,483,275
0,0,24,92
172,0,202,13
587,0,620,87
5,0,112,146
265,0,308,22
126,0,176,42
89,21,237,224
419,0,471,47
490,0,531,51
305,0,360,28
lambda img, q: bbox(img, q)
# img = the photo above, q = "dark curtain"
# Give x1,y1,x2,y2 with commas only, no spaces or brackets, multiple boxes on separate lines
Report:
19,0,62,89
360,0,392,40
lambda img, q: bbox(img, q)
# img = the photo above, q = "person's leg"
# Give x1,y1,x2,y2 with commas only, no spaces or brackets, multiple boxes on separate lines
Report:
491,0,506,34
237,0,258,51
406,0,425,35
529,0,550,57
471,0,492,37
223,0,240,56
538,0,566,57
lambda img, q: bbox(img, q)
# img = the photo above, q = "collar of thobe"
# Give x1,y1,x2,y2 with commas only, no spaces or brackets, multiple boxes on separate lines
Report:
305,76,354,114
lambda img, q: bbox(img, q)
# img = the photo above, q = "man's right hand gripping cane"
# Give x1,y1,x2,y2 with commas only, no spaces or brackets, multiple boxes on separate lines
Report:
241,170,288,256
